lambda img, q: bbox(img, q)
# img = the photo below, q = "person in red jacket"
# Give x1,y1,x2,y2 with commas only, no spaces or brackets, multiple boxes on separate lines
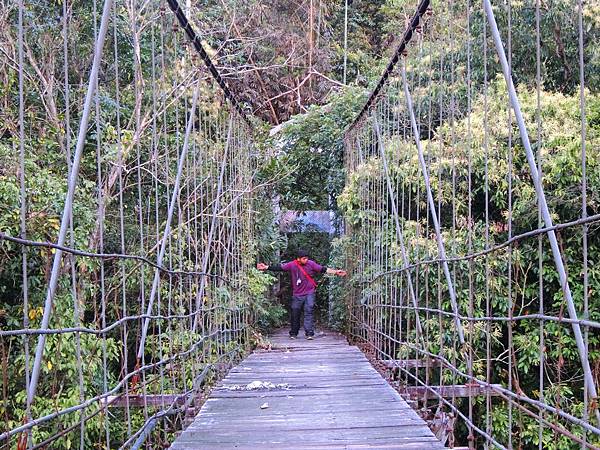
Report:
257,249,347,339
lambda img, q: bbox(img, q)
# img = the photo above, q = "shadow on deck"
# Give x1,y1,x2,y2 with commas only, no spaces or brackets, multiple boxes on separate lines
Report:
169,329,444,449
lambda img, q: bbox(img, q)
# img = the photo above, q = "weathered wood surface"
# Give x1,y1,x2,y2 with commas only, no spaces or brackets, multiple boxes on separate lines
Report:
169,329,444,449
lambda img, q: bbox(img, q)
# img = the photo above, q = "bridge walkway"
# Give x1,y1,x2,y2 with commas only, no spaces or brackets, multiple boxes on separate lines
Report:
169,328,444,449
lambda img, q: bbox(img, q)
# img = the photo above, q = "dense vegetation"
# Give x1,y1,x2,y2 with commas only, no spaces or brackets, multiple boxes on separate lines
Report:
1,0,599,447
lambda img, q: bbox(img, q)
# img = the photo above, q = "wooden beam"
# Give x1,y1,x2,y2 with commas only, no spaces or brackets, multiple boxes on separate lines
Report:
401,384,502,399
380,359,443,369
101,394,194,408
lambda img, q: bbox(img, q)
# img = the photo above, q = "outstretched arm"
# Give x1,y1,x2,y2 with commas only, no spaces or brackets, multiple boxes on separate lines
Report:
257,263,286,272
325,268,347,277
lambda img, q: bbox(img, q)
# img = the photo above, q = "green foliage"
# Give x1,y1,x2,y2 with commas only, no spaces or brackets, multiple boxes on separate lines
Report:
470,0,600,94
327,235,352,330
247,268,287,330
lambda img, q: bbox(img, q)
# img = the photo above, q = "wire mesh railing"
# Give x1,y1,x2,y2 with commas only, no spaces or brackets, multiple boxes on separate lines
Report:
1,0,257,448
341,0,599,448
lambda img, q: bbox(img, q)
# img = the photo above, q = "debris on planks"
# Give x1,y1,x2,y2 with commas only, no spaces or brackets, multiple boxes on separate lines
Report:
221,380,291,391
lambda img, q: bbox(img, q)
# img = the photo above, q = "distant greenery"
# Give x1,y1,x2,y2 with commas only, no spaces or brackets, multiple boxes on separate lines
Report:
263,87,366,211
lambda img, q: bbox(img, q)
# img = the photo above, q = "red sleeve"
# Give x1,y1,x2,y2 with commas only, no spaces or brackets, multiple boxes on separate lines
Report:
309,260,324,273
280,261,294,272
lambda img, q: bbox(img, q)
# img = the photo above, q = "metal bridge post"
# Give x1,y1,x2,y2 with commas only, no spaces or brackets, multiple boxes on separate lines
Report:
27,0,115,407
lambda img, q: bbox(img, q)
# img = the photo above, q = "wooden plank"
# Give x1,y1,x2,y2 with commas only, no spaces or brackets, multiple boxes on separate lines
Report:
401,383,503,398
224,373,378,381
172,443,443,450
380,359,443,369
197,410,422,421
174,427,439,443
191,415,427,430
101,394,189,408
209,387,401,399
198,397,411,415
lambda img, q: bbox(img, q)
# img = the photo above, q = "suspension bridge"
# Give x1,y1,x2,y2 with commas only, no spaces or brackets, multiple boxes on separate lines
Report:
1,0,598,448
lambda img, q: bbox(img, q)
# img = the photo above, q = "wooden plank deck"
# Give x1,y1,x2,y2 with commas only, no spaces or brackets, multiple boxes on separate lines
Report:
169,329,444,449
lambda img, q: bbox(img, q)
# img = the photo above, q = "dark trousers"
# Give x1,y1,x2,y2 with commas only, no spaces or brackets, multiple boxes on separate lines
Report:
290,292,315,337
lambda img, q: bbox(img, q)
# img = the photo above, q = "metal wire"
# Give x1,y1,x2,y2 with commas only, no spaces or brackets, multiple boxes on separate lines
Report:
347,0,431,133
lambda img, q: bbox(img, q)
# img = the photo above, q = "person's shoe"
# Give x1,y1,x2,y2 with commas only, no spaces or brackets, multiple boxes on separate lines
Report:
305,335,314,340
289,334,297,340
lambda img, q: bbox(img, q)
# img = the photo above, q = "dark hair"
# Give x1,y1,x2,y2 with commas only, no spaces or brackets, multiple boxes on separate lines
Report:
296,249,309,258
